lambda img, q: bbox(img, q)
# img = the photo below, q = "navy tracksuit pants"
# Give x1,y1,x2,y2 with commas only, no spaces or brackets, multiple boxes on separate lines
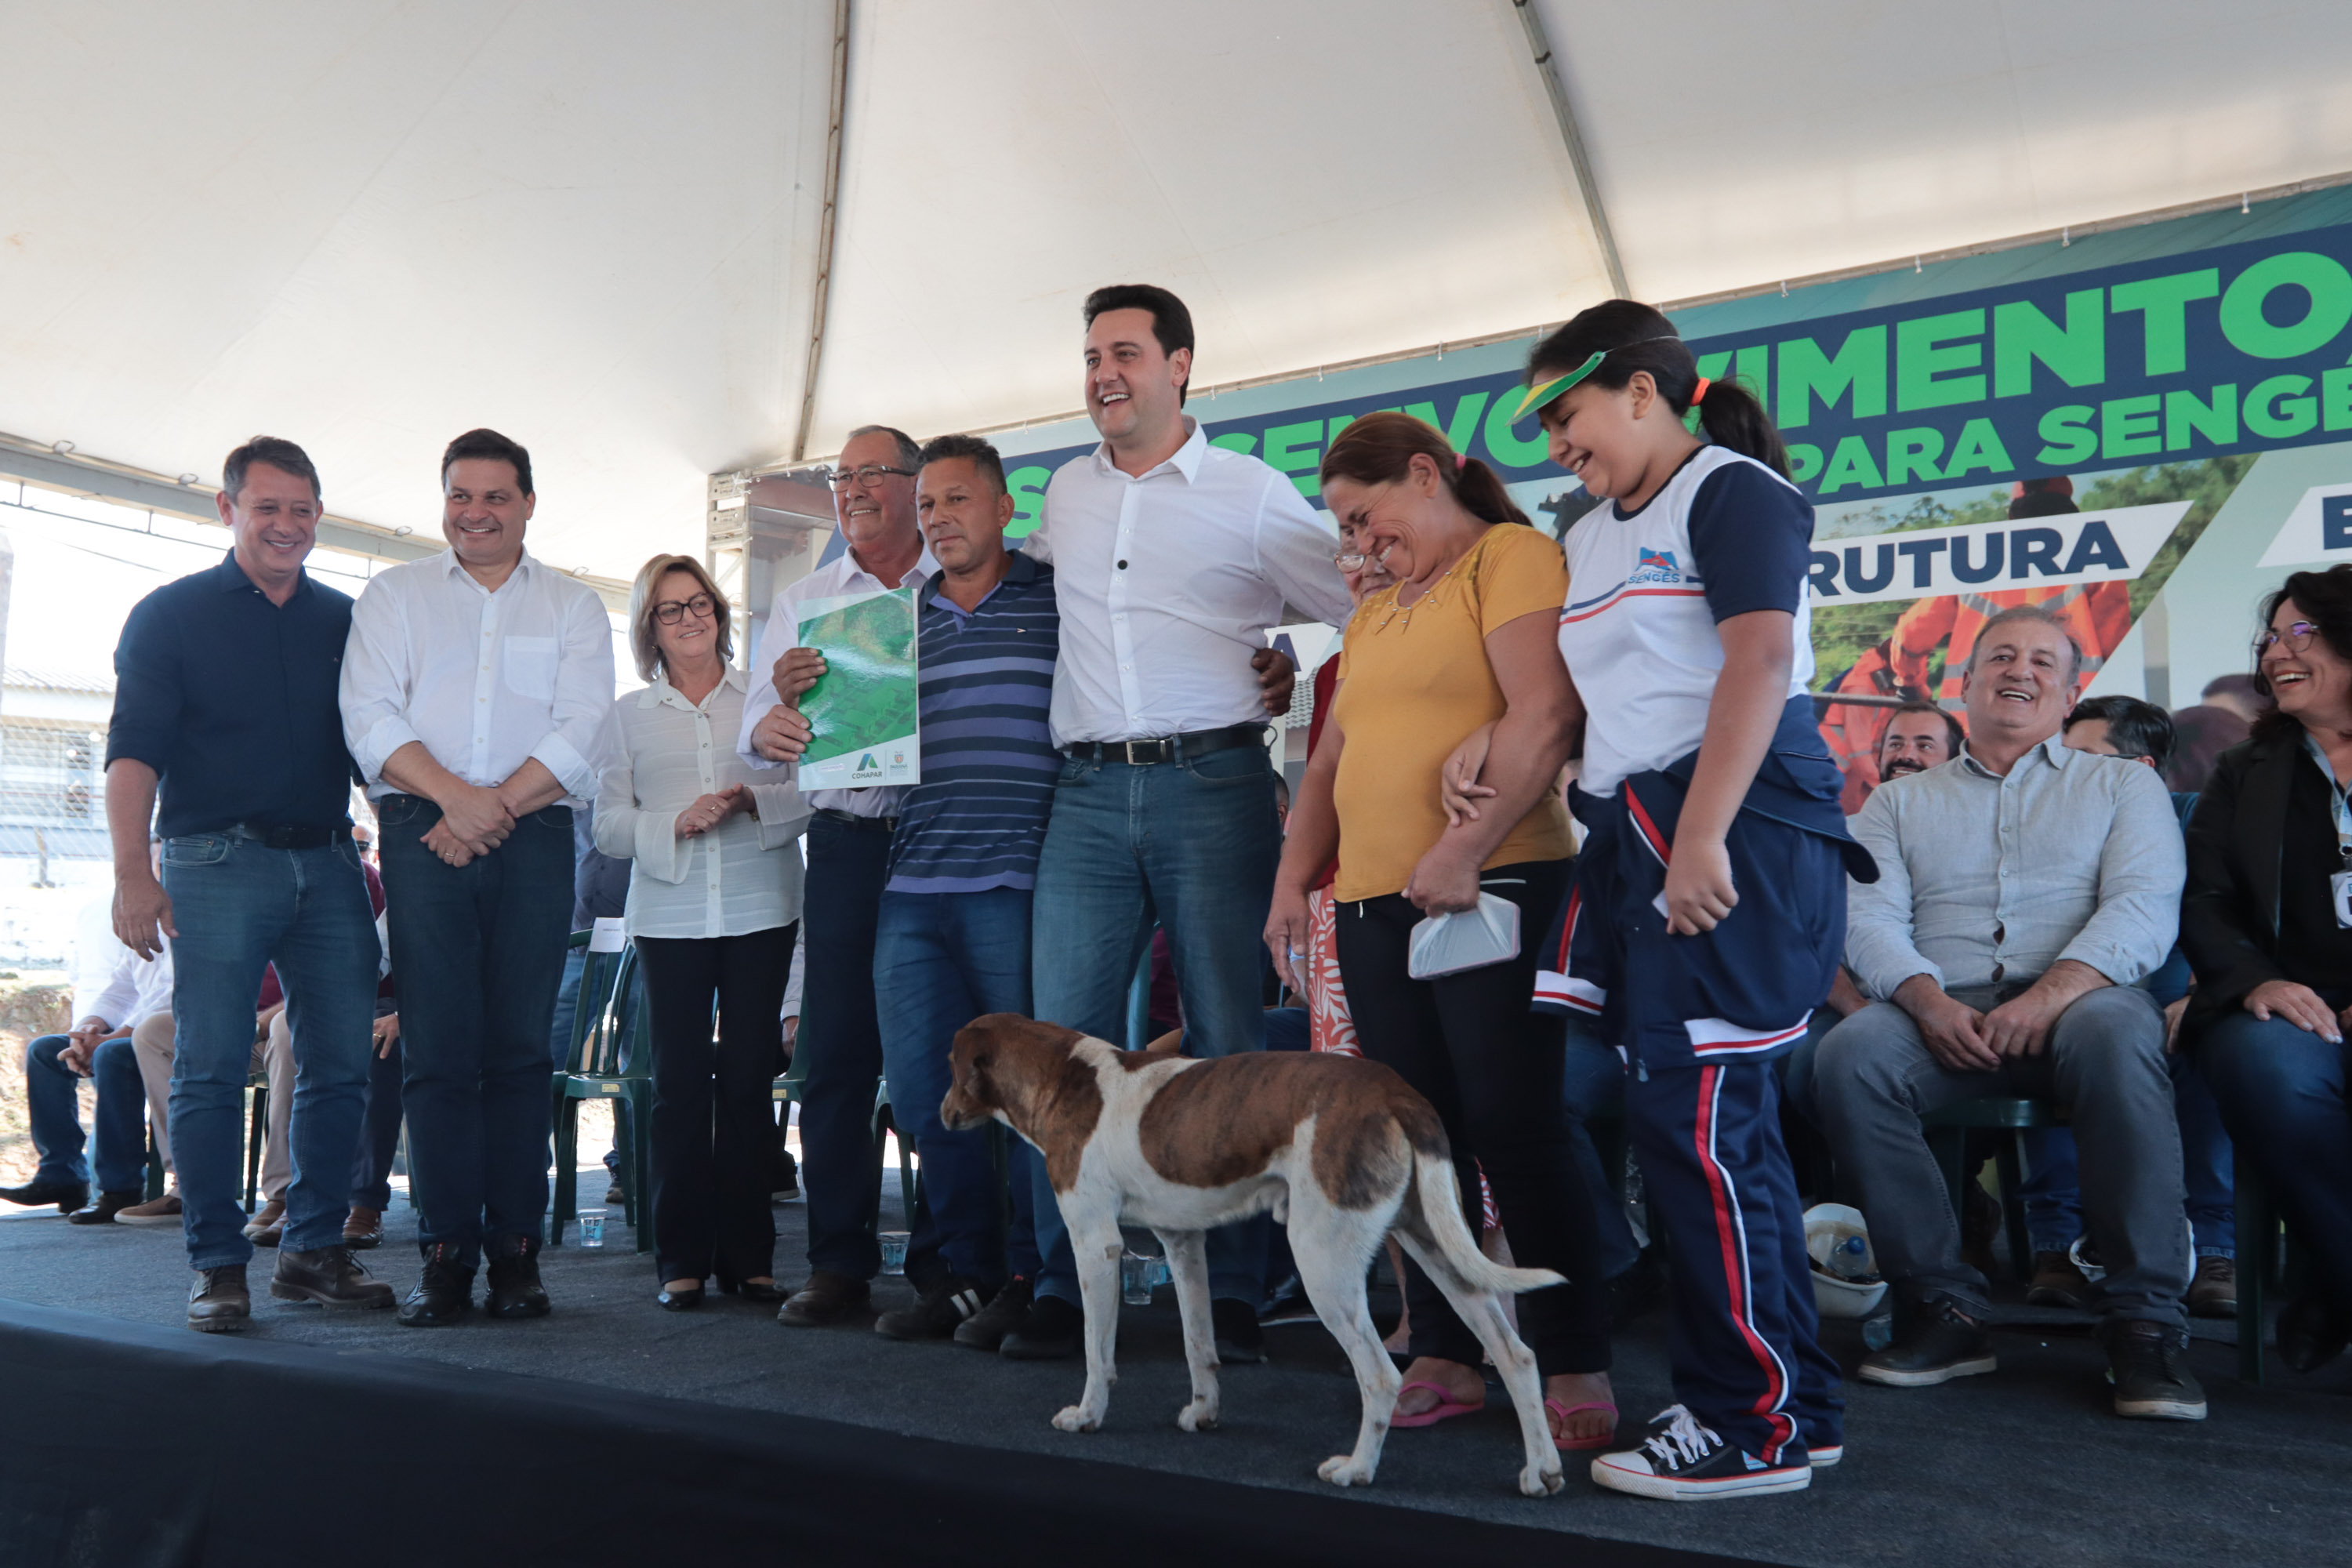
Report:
1539,767,1852,1462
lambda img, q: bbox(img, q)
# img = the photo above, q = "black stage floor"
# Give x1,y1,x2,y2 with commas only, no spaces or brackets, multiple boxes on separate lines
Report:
2,1177,2347,1568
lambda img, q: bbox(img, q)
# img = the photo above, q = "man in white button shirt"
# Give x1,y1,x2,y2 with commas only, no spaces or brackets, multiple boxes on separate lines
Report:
342,428,615,1326
1000,285,1351,1363
739,424,948,1327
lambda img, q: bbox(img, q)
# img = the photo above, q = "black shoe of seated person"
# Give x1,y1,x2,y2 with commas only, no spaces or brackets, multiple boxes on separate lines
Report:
485,1233,551,1319
876,1273,990,1341
999,1292,1084,1361
956,1276,1033,1349
399,1242,476,1327
67,1189,142,1225
0,1178,88,1215
2277,1291,2352,1374
1212,1297,1266,1364
2102,1318,2207,1421
1858,1295,1997,1388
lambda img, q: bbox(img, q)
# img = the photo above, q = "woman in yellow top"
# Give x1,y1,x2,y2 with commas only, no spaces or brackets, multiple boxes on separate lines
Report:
1265,412,1616,1451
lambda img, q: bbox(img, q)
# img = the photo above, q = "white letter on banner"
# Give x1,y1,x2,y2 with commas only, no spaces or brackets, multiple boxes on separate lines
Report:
1804,502,2190,605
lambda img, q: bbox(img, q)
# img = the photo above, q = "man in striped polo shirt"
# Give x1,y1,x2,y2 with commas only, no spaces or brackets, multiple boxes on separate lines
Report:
865,433,1058,1345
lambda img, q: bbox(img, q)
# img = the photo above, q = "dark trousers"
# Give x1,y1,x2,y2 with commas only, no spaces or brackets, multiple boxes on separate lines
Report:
24,1033,148,1193
1628,1060,1842,1462
1332,859,1612,1377
636,926,795,1286
2200,989,2352,1309
800,812,939,1283
378,795,575,1269
350,1014,403,1212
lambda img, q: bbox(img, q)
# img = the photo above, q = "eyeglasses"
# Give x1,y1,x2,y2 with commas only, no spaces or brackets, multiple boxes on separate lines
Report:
2254,621,2320,657
1334,551,1369,572
826,463,913,490
652,593,717,625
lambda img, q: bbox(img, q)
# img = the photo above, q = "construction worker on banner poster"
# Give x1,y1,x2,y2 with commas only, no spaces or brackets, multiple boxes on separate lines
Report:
1444,300,1878,1501
1818,477,2133,813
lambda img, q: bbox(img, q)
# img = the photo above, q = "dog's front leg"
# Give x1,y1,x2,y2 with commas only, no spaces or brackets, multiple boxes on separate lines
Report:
1158,1229,1218,1432
1052,1219,1124,1434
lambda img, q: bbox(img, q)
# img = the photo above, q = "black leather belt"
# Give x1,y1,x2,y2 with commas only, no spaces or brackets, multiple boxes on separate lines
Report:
1064,723,1265,766
815,807,898,832
223,822,346,850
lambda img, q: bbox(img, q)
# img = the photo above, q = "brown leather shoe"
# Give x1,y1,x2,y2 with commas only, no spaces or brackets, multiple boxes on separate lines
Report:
272,1245,396,1309
118,1192,183,1227
778,1269,872,1327
343,1206,384,1250
189,1265,251,1332
243,1199,287,1247
2188,1255,2238,1319
2026,1249,2092,1309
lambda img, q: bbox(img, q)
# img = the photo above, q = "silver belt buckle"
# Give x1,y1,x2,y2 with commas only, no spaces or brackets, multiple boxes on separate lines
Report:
1123,739,1152,765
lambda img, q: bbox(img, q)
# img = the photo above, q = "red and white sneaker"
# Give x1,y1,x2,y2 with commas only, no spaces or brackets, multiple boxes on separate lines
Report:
1590,1406,1813,1501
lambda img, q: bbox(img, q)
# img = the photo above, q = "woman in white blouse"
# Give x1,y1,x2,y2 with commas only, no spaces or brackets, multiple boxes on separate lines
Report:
595,555,808,1309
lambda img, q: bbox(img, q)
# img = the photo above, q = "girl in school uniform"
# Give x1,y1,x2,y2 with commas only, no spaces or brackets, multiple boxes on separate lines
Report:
1450,299,1877,1499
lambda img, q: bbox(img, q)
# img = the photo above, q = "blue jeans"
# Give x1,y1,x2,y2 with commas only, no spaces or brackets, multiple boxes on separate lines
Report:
1560,1019,1642,1281
350,1018,403,1212
377,797,574,1268
162,833,378,1266
549,946,588,1069
2016,1054,2237,1258
1029,744,1279,1307
24,1033,148,1192
874,887,1041,1287
2199,1001,2352,1308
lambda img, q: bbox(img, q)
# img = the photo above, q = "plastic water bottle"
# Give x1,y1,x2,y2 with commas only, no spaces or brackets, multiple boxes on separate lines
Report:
1828,1234,1873,1280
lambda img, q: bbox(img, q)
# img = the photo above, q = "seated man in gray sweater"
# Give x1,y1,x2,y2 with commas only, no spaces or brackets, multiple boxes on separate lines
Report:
1813,604,2199,1422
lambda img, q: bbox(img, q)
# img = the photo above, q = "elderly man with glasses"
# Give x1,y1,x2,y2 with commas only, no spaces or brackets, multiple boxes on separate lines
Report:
739,425,943,1330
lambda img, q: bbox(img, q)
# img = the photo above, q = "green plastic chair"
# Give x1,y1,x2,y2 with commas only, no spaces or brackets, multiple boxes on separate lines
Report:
1922,1096,2060,1283
548,934,651,1251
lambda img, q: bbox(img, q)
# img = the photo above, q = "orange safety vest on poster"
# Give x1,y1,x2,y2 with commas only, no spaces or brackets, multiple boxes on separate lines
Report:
1894,581,2134,703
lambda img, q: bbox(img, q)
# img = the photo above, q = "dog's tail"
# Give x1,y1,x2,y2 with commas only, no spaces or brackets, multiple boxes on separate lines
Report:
1397,1138,1565,1298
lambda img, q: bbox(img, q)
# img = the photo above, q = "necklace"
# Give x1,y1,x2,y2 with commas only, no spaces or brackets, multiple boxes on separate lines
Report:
1370,543,1473,635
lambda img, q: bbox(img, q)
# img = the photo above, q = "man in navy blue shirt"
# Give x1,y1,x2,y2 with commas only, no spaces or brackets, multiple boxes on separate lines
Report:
758,435,1058,1348
106,436,392,1330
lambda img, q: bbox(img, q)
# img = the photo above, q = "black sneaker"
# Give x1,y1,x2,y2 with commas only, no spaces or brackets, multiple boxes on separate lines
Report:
2103,1319,2207,1421
1211,1296,1265,1363
999,1291,1083,1360
956,1276,1033,1349
1258,1280,1320,1327
1858,1296,1997,1388
1590,1406,1812,1501
2278,1291,2352,1374
875,1274,990,1341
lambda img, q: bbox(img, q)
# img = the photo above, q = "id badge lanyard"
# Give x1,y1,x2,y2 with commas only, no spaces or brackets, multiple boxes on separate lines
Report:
2303,733,2352,927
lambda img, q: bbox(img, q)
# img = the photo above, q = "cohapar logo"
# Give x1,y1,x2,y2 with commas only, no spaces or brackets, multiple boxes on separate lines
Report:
1806,502,2190,604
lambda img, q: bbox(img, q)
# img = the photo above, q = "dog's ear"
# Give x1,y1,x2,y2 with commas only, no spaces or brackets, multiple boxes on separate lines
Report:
949,1018,1008,1105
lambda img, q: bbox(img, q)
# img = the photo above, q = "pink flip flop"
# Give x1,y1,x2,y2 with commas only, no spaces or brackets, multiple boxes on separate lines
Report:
1390,1380,1485,1428
1546,1398,1621,1452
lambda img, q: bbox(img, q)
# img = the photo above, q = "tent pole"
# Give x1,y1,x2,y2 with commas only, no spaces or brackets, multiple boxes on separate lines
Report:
1508,0,1628,299
791,0,853,463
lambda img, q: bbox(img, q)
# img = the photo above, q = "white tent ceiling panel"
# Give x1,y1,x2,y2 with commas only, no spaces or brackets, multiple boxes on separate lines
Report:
1,1,837,575
1540,0,2352,303
804,0,1615,452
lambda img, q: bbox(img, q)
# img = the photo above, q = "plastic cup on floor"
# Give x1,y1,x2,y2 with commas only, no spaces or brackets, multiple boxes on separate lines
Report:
879,1231,910,1276
1121,1249,1158,1306
579,1210,605,1248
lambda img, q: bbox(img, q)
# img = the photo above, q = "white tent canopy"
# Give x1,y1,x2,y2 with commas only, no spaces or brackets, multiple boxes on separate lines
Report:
5,0,2351,581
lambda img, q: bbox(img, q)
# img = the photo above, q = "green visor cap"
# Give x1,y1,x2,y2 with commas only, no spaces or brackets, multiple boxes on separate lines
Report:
1508,351,1606,424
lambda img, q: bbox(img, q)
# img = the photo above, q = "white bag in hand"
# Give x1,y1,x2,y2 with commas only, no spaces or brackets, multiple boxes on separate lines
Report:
1406,894,1521,980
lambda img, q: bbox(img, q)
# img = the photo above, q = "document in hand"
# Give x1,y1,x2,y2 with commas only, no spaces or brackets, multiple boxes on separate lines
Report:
793,586,920,790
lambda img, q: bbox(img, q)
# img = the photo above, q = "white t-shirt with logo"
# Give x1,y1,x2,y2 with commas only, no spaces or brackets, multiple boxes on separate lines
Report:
1555,445,1817,798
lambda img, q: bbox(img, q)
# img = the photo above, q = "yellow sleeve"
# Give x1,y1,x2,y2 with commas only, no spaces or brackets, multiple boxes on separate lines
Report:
1476,526,1570,637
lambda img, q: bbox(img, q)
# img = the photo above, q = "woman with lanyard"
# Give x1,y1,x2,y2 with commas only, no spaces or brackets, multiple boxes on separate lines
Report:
1454,299,1876,1500
2186,564,2352,1373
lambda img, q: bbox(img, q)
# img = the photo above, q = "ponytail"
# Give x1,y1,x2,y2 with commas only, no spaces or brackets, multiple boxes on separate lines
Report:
1525,299,1790,478
1320,411,1532,527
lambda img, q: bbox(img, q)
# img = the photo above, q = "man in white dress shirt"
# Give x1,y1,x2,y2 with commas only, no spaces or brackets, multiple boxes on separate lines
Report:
996,285,1351,1363
739,424,948,1327
341,428,615,1326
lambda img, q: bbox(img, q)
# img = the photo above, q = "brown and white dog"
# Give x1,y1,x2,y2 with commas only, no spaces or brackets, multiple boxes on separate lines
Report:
941,1013,1566,1497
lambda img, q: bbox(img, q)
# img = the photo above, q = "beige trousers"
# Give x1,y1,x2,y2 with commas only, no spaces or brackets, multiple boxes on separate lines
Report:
129,1011,295,1200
